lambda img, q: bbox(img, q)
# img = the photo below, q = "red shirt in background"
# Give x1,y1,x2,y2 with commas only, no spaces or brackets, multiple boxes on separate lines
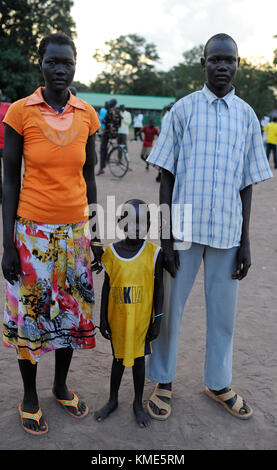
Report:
0,102,11,149
141,125,159,147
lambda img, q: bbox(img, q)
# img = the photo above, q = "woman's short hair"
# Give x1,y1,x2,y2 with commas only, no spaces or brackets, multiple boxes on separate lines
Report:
38,33,77,61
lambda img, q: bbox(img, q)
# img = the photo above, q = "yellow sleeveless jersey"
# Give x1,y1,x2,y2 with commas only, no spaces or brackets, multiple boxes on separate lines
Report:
102,240,161,366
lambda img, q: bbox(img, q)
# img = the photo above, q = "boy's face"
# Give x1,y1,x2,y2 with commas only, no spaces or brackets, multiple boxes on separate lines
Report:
120,203,150,240
201,39,239,95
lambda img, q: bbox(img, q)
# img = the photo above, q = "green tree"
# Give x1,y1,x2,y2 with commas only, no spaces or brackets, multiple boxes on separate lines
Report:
234,59,277,119
0,0,76,101
167,44,277,116
273,34,277,65
71,80,89,92
166,45,205,100
91,34,161,95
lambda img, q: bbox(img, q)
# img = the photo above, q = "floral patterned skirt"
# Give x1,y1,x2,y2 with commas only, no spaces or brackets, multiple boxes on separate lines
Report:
3,217,96,363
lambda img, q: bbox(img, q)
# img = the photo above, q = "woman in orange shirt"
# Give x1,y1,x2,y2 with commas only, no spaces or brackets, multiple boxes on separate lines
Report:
2,33,102,435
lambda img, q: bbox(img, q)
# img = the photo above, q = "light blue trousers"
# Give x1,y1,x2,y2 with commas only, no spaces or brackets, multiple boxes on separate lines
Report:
146,243,239,390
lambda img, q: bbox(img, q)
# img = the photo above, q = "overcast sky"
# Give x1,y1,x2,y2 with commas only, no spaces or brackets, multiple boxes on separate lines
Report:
72,0,277,84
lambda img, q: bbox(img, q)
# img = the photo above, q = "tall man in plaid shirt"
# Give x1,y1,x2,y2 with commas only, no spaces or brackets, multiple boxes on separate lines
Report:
146,34,273,421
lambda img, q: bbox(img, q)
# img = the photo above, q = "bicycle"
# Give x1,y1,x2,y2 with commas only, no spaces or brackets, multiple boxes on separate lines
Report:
106,138,129,178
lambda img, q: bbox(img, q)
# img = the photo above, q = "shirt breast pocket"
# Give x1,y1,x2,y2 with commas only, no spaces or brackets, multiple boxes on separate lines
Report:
228,125,247,168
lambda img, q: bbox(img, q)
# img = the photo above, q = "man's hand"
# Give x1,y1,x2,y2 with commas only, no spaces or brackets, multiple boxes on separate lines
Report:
2,245,21,285
232,242,251,280
90,245,104,274
162,240,180,278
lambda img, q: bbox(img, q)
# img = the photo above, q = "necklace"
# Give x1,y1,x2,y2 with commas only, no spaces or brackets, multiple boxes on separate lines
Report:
49,104,65,114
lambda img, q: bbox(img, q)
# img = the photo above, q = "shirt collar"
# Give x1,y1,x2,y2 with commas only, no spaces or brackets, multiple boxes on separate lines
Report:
25,87,86,110
202,83,235,107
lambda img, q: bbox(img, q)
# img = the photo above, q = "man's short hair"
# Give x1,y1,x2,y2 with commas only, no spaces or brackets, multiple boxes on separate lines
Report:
204,33,238,57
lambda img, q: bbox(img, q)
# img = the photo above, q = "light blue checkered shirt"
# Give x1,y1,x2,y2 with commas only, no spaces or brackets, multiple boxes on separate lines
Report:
147,84,273,249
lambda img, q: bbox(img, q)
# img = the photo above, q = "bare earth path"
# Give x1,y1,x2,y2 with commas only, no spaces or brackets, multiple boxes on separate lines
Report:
0,139,276,450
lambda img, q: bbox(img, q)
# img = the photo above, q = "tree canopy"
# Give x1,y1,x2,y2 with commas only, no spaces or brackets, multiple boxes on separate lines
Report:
91,34,161,95
1,13,276,119
89,35,277,119
0,0,76,101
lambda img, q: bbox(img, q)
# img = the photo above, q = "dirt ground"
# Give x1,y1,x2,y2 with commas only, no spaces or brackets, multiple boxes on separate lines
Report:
0,138,276,451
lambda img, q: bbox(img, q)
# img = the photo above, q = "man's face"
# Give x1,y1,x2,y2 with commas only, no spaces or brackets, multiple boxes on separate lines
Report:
201,39,239,93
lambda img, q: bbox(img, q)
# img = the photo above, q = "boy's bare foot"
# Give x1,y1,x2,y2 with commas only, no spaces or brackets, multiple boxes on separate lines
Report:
133,402,151,428
94,399,118,422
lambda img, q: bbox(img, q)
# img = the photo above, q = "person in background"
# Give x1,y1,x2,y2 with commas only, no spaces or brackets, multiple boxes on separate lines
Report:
68,86,77,96
0,89,11,203
156,104,174,182
99,101,110,133
140,119,159,170
261,115,270,148
263,117,277,169
118,105,131,151
98,99,121,175
133,111,143,141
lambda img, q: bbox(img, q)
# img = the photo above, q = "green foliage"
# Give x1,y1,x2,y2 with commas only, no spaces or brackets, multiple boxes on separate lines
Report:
91,34,161,95
1,15,277,119
234,59,277,119
273,35,277,65
166,45,205,100
0,0,76,101
90,35,277,117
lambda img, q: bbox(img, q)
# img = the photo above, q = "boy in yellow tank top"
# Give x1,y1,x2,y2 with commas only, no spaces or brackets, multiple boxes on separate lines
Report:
94,199,164,427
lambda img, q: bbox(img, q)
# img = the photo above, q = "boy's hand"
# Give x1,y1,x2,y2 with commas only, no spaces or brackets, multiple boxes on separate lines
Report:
146,322,161,342
100,320,111,340
232,242,251,280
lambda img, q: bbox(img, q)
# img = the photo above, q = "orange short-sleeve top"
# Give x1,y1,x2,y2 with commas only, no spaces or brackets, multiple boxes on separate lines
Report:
3,87,100,224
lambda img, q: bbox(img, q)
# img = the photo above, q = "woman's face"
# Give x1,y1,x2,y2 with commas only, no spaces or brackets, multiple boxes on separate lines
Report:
41,42,76,92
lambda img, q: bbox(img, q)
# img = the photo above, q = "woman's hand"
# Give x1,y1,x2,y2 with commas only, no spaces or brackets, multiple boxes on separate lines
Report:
2,245,21,285
90,245,104,274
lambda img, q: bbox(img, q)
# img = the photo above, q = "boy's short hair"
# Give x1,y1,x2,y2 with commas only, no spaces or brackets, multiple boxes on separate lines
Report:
204,33,238,57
